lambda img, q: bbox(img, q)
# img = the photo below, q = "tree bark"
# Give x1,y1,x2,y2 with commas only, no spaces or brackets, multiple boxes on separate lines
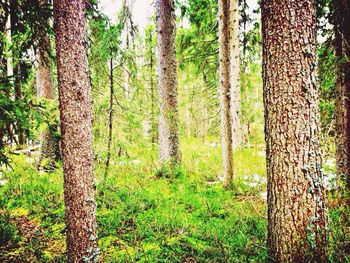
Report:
36,0,59,169
262,0,327,261
218,0,234,188
104,56,114,180
148,29,157,145
334,0,350,189
229,0,242,149
156,0,181,169
0,4,9,147
53,1,98,261
10,0,25,145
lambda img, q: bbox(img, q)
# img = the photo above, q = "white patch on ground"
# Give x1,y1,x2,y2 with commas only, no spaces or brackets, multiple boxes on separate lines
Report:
257,151,266,156
25,158,35,164
0,179,8,186
324,173,337,191
118,159,142,165
208,142,220,148
243,174,267,187
324,158,336,168
260,192,267,200
0,171,7,186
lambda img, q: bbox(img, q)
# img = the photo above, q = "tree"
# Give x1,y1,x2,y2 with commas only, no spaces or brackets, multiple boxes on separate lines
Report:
10,0,25,145
334,0,350,189
229,0,241,149
36,0,59,169
156,0,181,171
53,1,98,261
218,0,234,188
262,0,327,261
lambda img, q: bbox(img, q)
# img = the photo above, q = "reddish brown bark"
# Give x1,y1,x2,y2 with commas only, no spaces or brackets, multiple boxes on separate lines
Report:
262,0,327,261
53,0,98,261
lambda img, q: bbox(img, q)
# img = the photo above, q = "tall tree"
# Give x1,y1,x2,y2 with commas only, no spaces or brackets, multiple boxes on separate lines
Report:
218,0,234,188
0,4,9,157
156,0,181,170
36,0,59,169
262,0,327,261
10,0,25,145
229,0,242,149
334,0,350,189
53,1,98,261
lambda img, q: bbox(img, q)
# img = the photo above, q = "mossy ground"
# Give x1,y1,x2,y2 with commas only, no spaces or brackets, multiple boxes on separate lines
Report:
0,137,349,262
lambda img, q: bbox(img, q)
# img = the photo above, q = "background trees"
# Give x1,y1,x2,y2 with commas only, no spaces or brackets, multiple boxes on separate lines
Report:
334,0,350,189
0,0,350,261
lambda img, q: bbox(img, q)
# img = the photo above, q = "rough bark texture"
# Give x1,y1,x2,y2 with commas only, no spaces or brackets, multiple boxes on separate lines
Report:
53,1,98,261
229,0,242,149
219,0,234,188
156,0,181,168
37,0,60,168
262,0,327,261
334,0,350,189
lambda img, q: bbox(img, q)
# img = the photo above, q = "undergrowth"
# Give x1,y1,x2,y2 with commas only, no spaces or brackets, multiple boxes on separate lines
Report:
0,137,348,262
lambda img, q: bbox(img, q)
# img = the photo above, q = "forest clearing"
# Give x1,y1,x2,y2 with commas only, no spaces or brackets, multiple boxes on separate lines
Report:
0,0,350,262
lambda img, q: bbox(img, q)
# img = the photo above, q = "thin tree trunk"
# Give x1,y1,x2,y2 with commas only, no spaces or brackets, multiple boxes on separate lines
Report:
36,0,59,169
262,0,327,261
334,0,350,189
0,5,9,146
156,0,181,169
229,0,242,149
218,0,234,188
104,56,114,180
10,0,25,145
149,30,157,145
53,1,98,261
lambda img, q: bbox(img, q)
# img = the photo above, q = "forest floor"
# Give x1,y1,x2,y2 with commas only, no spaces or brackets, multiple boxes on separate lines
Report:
0,137,349,262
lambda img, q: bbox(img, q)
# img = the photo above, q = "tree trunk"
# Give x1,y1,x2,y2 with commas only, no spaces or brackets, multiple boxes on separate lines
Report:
104,56,114,180
10,0,25,145
53,1,98,261
262,0,327,261
0,5,9,147
229,0,242,149
149,29,157,145
218,0,234,188
36,0,60,169
156,0,181,169
334,0,350,189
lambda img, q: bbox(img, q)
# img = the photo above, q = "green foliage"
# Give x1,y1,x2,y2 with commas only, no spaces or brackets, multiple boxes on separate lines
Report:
0,213,19,245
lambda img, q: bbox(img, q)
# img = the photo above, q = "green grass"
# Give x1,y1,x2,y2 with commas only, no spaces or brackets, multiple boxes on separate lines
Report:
0,137,348,262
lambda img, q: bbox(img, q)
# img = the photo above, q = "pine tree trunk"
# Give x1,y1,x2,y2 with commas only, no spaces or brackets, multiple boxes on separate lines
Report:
219,0,234,188
262,0,327,261
229,0,242,149
53,1,98,261
0,5,8,147
37,0,60,168
334,0,350,189
156,0,181,169
104,56,114,180
10,0,25,145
